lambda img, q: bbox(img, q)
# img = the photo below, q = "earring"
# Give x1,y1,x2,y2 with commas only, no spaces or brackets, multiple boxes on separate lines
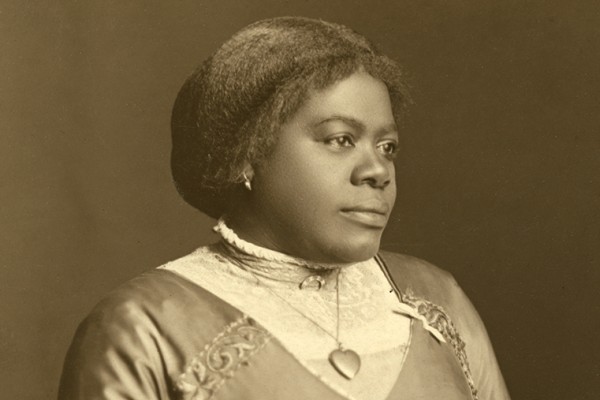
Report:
242,172,252,191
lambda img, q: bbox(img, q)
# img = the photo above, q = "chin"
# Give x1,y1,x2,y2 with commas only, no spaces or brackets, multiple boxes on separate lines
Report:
319,235,382,264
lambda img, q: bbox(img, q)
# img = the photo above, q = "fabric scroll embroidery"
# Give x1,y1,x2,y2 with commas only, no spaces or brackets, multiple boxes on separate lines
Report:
400,290,479,400
175,316,271,400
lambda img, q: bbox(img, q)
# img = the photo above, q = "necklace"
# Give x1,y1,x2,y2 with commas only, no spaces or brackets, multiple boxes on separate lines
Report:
237,260,361,380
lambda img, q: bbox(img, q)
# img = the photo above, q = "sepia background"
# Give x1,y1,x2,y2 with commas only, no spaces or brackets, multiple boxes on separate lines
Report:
1,1,599,398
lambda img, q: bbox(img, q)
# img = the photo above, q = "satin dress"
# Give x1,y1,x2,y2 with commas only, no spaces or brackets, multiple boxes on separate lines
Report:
59,251,510,400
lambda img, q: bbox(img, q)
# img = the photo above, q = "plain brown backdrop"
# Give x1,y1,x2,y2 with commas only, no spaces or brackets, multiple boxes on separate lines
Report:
1,1,599,399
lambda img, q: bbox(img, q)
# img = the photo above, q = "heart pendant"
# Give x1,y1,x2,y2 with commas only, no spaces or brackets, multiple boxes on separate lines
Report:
329,348,361,380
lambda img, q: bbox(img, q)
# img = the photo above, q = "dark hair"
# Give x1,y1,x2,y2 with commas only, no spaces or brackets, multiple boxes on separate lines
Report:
171,16,411,218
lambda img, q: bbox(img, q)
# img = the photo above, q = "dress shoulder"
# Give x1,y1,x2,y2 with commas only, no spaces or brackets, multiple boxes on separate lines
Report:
378,250,458,300
378,250,511,400
58,264,244,400
88,267,238,323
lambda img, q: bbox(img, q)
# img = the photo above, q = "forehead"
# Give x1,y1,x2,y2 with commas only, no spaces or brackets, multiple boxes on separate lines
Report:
291,71,396,129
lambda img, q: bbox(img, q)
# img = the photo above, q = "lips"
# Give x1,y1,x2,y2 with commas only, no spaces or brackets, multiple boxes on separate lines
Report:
340,202,390,228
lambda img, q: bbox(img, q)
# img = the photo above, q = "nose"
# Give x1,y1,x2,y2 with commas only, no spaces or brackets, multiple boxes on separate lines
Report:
350,145,393,189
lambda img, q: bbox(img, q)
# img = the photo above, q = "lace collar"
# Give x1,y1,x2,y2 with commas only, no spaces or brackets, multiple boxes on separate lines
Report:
213,218,355,287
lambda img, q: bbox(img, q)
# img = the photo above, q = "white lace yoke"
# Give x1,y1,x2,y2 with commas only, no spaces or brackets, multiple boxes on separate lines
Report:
160,220,412,400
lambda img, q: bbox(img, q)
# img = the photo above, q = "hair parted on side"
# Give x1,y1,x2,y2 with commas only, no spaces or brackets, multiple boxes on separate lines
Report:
171,16,412,218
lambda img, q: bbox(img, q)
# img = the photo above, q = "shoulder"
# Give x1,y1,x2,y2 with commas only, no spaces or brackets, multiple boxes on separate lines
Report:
68,246,243,362
88,246,231,318
59,251,246,399
376,250,477,346
81,268,198,332
378,251,511,398
377,250,459,301
79,248,241,341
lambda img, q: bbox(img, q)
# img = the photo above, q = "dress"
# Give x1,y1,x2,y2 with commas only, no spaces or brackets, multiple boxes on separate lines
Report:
58,235,510,400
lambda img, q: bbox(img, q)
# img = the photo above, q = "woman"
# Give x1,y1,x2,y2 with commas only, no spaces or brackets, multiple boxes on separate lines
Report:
59,17,510,400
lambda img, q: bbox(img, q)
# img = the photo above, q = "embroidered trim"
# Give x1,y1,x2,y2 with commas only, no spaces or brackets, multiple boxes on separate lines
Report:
175,316,271,400
401,290,479,400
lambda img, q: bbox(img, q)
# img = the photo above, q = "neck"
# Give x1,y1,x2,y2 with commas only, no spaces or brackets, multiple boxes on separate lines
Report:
224,206,351,264
224,208,284,258
214,218,359,290
215,218,350,270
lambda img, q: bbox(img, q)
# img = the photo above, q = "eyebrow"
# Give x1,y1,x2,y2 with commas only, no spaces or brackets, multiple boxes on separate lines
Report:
314,115,398,135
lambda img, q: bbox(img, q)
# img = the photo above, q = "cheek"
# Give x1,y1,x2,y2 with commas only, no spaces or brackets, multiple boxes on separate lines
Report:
257,158,350,235
263,143,342,198
388,172,398,204
270,162,339,214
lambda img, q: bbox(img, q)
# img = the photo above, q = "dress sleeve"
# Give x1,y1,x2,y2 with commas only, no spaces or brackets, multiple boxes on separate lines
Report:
58,298,169,400
446,276,511,400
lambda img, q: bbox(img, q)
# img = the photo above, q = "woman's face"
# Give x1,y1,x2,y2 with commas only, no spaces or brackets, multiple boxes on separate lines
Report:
235,71,398,263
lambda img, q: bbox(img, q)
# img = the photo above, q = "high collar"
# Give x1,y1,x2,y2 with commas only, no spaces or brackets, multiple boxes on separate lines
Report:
213,218,354,287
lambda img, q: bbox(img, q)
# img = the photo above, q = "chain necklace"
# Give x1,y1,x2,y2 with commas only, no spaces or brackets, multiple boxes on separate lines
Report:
235,258,362,380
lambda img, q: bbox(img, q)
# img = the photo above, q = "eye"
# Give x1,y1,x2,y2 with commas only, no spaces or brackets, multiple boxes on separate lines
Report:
377,140,398,158
325,134,355,149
